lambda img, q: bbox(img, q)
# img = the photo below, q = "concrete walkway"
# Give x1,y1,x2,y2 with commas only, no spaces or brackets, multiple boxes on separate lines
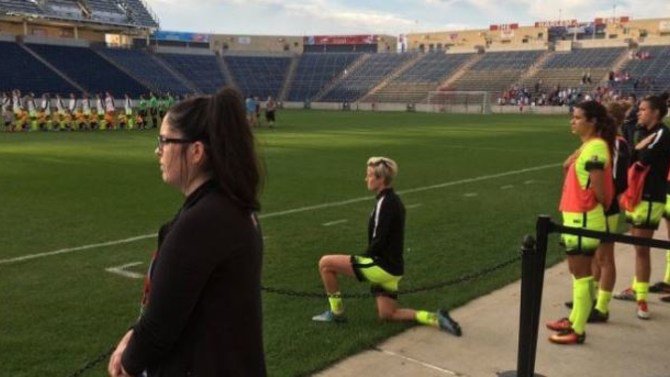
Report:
317,225,670,377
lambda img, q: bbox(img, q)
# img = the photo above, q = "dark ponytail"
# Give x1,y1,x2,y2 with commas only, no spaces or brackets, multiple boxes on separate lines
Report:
165,87,263,211
574,100,617,155
642,92,669,121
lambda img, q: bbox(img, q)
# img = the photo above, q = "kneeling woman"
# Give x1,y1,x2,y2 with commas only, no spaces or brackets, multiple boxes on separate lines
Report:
547,101,616,344
313,157,461,337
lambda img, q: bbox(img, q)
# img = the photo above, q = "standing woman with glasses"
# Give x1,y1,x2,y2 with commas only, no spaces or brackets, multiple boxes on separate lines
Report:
312,157,462,337
108,87,266,377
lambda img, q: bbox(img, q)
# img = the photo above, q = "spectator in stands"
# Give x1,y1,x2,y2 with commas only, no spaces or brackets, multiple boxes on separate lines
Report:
546,101,616,344
614,93,670,320
312,157,462,337
265,96,276,128
108,87,266,377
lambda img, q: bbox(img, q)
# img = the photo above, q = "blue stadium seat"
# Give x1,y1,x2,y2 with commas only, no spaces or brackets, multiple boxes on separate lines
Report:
27,43,148,97
0,41,76,95
287,53,361,101
159,53,227,94
224,55,291,99
97,48,192,95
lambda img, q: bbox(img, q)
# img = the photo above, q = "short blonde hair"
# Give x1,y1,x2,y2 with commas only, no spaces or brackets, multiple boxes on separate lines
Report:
367,156,398,185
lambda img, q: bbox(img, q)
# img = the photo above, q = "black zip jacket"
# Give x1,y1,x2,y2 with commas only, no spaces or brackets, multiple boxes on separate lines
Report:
366,188,405,276
122,180,266,376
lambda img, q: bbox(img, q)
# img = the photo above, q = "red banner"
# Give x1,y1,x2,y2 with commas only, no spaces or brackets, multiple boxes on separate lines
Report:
304,35,377,45
594,16,630,25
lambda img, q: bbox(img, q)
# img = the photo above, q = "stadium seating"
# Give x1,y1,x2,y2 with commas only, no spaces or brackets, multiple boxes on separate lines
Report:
159,53,227,94
320,53,415,102
96,47,192,95
287,53,361,102
611,46,670,96
520,48,626,91
26,43,148,97
224,55,291,99
369,52,473,103
0,0,157,27
449,51,543,95
0,41,77,95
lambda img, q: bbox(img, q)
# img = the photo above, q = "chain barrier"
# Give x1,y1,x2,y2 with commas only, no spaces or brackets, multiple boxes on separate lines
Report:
261,254,521,299
67,346,115,377
69,255,520,375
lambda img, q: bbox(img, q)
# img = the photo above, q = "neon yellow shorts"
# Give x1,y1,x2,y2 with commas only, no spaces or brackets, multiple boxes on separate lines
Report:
351,255,402,299
561,208,606,255
607,211,627,235
625,200,665,230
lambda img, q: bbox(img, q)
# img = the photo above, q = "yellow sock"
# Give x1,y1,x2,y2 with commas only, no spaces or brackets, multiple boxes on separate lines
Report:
568,276,577,324
572,276,593,335
636,282,649,302
665,251,670,284
415,310,438,327
595,290,612,313
328,292,344,315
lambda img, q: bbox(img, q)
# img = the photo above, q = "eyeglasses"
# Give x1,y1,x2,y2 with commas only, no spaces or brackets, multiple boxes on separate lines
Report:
157,135,193,152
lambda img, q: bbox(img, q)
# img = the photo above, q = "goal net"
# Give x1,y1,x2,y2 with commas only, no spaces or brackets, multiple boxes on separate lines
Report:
426,91,491,114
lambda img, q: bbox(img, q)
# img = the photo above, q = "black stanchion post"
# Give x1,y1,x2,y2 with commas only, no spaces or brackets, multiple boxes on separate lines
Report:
527,215,551,375
500,215,551,377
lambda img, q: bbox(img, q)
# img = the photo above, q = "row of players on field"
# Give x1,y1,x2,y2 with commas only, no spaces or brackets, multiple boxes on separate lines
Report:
1,90,176,131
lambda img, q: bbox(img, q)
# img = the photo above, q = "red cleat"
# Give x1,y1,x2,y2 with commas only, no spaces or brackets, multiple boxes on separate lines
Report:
549,329,585,345
545,317,571,332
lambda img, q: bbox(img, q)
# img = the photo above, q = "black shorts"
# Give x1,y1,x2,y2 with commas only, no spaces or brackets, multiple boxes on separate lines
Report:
265,111,275,122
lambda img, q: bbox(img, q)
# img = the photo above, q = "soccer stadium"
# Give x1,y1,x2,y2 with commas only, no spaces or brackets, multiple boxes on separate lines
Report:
2,0,670,376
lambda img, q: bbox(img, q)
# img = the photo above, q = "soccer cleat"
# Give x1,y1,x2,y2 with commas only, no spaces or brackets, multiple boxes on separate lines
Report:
587,308,609,323
660,295,670,303
649,281,670,293
549,329,585,345
637,300,650,320
437,309,462,337
311,310,346,323
613,287,636,301
546,317,572,332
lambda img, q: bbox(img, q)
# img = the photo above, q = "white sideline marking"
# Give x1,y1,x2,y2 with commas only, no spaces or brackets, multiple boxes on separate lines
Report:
322,219,348,227
376,348,458,376
524,179,535,185
501,185,514,190
0,234,157,265
463,192,478,197
0,162,560,265
105,262,144,279
406,203,422,209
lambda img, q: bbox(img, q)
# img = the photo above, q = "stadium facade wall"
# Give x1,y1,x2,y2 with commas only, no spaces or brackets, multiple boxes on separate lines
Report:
155,46,214,56
23,35,89,47
210,34,304,54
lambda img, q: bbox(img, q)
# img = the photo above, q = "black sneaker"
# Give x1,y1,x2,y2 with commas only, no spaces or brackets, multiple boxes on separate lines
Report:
587,308,609,323
437,309,462,337
649,281,670,293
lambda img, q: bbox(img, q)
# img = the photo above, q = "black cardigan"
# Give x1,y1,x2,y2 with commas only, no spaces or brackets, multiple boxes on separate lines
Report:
122,181,266,376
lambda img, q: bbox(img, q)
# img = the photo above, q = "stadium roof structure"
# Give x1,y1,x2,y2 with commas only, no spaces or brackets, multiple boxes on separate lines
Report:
0,0,158,30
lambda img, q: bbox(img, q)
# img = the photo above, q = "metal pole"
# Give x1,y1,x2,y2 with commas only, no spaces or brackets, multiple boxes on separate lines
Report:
527,215,551,374
516,234,537,377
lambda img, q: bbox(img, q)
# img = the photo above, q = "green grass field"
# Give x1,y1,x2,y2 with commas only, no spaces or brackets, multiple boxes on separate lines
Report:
0,110,575,376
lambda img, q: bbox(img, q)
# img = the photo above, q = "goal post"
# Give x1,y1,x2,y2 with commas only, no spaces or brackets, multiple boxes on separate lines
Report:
426,91,492,114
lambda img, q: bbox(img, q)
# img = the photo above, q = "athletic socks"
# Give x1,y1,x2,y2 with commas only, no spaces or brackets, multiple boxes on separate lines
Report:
595,290,612,314
328,292,344,315
590,279,598,301
415,310,438,327
665,251,670,284
572,276,594,335
635,281,649,302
